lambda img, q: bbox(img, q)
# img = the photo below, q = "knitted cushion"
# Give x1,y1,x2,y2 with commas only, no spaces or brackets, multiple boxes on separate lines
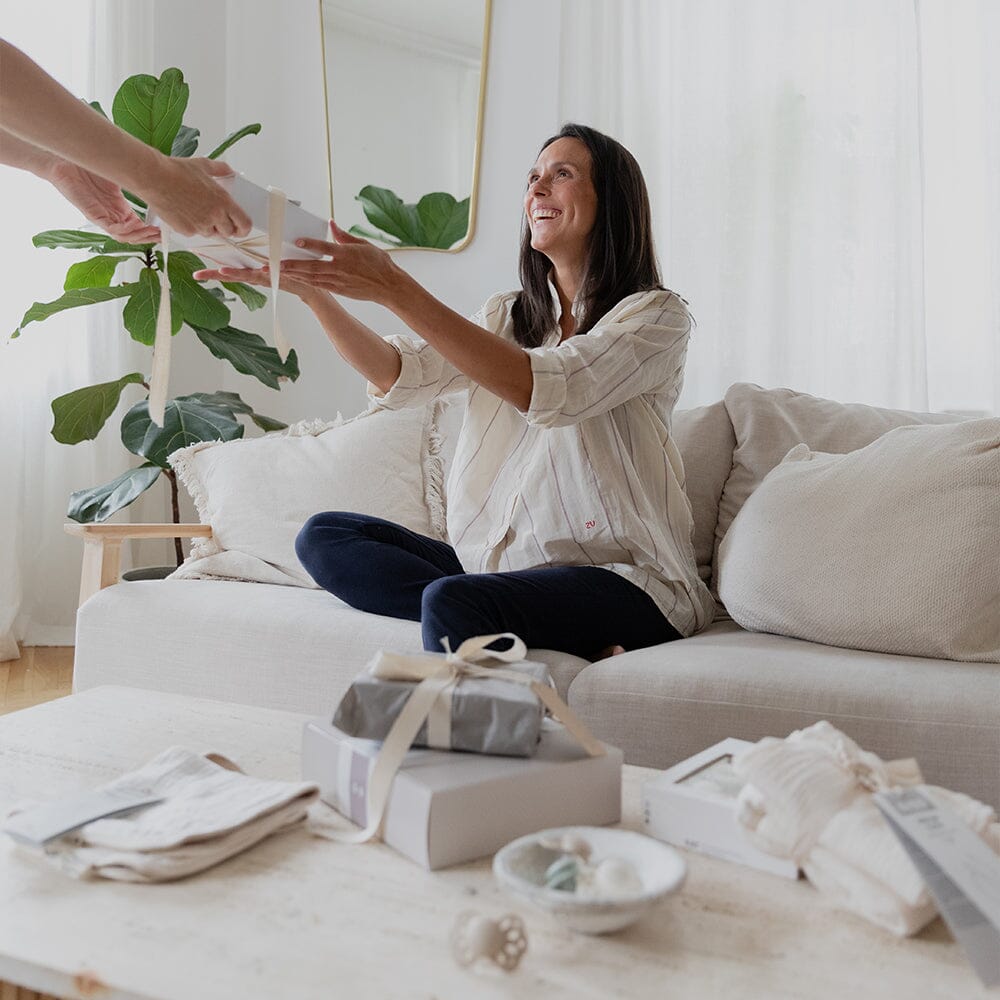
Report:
717,418,1000,662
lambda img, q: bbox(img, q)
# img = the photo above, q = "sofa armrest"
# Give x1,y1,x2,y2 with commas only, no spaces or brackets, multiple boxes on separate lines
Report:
63,523,213,608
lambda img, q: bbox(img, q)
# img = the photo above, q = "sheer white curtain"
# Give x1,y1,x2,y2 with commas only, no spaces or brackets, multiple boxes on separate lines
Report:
0,1,155,658
558,0,999,414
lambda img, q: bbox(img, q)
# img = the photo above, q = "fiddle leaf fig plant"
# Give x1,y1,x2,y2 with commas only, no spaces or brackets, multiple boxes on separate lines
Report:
11,68,297,560
349,185,469,249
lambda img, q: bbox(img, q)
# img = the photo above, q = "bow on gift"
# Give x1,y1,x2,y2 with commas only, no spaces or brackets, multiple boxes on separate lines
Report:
326,633,605,845
147,187,291,427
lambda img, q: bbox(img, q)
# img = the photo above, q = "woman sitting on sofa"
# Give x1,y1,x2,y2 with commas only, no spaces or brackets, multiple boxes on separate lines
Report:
193,123,714,660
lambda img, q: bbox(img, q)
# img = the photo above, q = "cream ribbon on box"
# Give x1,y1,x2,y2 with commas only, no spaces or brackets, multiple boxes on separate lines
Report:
324,633,606,845
148,187,293,427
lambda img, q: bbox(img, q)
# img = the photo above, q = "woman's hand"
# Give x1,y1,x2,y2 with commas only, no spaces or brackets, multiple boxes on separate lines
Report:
191,263,318,302
277,223,411,307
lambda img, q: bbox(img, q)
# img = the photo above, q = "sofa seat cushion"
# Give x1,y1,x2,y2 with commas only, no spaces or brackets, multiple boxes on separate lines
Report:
74,581,590,714
566,622,1000,808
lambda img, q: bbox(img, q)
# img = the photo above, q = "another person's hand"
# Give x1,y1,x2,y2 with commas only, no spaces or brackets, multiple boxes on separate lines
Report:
191,263,316,302
139,157,252,239
46,159,160,243
276,223,406,306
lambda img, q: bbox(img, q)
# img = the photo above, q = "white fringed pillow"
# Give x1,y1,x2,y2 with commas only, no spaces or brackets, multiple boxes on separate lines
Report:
168,404,445,588
717,418,1000,662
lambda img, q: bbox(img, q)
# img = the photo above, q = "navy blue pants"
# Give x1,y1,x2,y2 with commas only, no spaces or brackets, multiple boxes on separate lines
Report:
295,512,682,659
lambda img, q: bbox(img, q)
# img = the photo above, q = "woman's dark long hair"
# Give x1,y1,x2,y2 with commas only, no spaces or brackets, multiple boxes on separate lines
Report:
511,123,663,348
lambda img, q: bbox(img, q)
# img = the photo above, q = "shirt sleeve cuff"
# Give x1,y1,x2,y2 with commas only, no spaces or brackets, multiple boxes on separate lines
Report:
525,348,568,427
365,337,422,409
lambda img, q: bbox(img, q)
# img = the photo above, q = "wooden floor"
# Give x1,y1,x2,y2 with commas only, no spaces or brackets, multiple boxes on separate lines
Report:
0,648,75,999
0,646,74,715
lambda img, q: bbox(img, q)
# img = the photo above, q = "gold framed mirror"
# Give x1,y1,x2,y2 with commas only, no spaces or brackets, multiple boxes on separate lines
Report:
318,0,491,253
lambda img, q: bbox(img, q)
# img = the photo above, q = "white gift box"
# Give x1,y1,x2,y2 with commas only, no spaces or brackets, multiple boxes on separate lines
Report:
642,738,799,880
303,717,624,870
149,173,330,268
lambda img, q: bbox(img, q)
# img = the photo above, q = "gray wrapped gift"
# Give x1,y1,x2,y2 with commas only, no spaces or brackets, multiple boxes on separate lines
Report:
333,660,550,758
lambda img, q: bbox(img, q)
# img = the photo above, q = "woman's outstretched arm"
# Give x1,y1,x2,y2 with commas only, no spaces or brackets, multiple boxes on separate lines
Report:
281,226,534,410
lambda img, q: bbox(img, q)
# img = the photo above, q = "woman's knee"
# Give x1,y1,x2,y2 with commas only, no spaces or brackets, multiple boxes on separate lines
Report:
294,511,359,571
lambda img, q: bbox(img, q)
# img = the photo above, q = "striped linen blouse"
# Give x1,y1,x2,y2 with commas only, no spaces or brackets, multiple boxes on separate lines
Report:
368,287,716,638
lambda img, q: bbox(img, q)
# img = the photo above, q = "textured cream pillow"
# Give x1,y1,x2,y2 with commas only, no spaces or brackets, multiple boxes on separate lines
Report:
713,384,963,596
717,418,1000,662
168,404,445,587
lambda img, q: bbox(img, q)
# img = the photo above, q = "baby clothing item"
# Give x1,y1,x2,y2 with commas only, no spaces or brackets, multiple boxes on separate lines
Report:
8,746,318,883
733,721,1000,936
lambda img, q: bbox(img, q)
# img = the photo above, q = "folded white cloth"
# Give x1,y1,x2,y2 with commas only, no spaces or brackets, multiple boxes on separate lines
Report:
19,747,319,883
733,722,1000,936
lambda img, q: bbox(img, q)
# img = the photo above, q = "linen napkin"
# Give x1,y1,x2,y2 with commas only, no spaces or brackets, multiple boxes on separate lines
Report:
7,746,318,883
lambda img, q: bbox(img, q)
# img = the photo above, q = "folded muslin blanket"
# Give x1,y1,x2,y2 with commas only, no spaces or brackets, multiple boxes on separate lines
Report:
732,722,1000,936
10,747,319,883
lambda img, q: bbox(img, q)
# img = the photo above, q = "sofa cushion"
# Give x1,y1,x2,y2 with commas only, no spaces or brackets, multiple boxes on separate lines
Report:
566,622,1000,808
672,401,735,593
717,419,1000,661
168,404,445,588
73,581,590,712
713,384,962,595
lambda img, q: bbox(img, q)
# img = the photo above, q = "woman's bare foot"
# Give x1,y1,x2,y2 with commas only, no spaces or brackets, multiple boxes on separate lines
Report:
593,644,626,660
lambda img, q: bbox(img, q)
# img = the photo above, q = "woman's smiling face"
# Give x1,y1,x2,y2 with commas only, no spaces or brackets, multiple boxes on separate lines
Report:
523,136,598,267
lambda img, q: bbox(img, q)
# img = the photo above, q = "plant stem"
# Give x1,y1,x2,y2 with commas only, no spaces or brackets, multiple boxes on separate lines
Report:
165,469,183,566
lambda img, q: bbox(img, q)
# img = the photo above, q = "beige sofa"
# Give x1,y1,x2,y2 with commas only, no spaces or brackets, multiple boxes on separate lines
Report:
70,384,1000,808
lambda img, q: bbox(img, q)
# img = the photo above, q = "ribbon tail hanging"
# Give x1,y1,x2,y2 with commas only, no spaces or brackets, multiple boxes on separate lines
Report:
148,219,173,427
267,186,292,363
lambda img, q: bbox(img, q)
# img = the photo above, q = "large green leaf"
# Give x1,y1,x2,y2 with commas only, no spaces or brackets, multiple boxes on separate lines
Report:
51,373,145,445
191,324,299,389
63,255,131,291
12,284,135,338
171,124,199,157
111,68,188,154
32,229,149,254
67,463,161,523
205,123,261,160
121,268,183,344
185,391,287,432
167,251,229,330
356,186,427,245
121,396,244,468
220,281,267,311
416,193,469,249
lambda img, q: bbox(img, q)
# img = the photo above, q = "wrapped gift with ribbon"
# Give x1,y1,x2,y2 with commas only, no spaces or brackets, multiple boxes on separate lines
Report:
318,634,608,848
145,174,329,427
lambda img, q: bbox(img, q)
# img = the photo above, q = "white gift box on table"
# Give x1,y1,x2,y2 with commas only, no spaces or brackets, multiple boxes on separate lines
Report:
148,173,330,268
642,738,799,880
303,717,624,870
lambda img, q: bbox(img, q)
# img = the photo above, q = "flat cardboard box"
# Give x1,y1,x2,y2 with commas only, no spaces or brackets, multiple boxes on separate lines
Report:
150,173,330,268
642,738,799,880
302,717,623,870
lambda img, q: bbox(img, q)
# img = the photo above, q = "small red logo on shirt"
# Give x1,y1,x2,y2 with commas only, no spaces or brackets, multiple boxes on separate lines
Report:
584,520,596,529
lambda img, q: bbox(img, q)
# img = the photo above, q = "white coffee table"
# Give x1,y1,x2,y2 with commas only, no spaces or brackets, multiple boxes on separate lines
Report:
0,687,989,1000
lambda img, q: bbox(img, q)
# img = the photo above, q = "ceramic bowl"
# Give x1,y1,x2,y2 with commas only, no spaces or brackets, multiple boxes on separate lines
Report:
492,826,686,934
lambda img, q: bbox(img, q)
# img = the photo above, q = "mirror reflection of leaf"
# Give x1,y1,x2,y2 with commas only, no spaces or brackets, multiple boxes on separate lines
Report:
350,185,469,250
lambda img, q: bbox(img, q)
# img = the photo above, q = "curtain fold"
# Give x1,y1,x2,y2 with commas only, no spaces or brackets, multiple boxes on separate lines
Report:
558,0,998,415
0,1,155,658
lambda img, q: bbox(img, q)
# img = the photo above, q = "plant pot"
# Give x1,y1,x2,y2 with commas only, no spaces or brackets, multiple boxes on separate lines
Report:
120,566,176,582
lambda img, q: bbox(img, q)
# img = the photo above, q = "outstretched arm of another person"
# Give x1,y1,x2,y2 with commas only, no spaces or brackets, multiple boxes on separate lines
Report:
0,39,251,239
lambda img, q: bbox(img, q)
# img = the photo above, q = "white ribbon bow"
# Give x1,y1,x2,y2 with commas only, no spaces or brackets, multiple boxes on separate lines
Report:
325,634,605,845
